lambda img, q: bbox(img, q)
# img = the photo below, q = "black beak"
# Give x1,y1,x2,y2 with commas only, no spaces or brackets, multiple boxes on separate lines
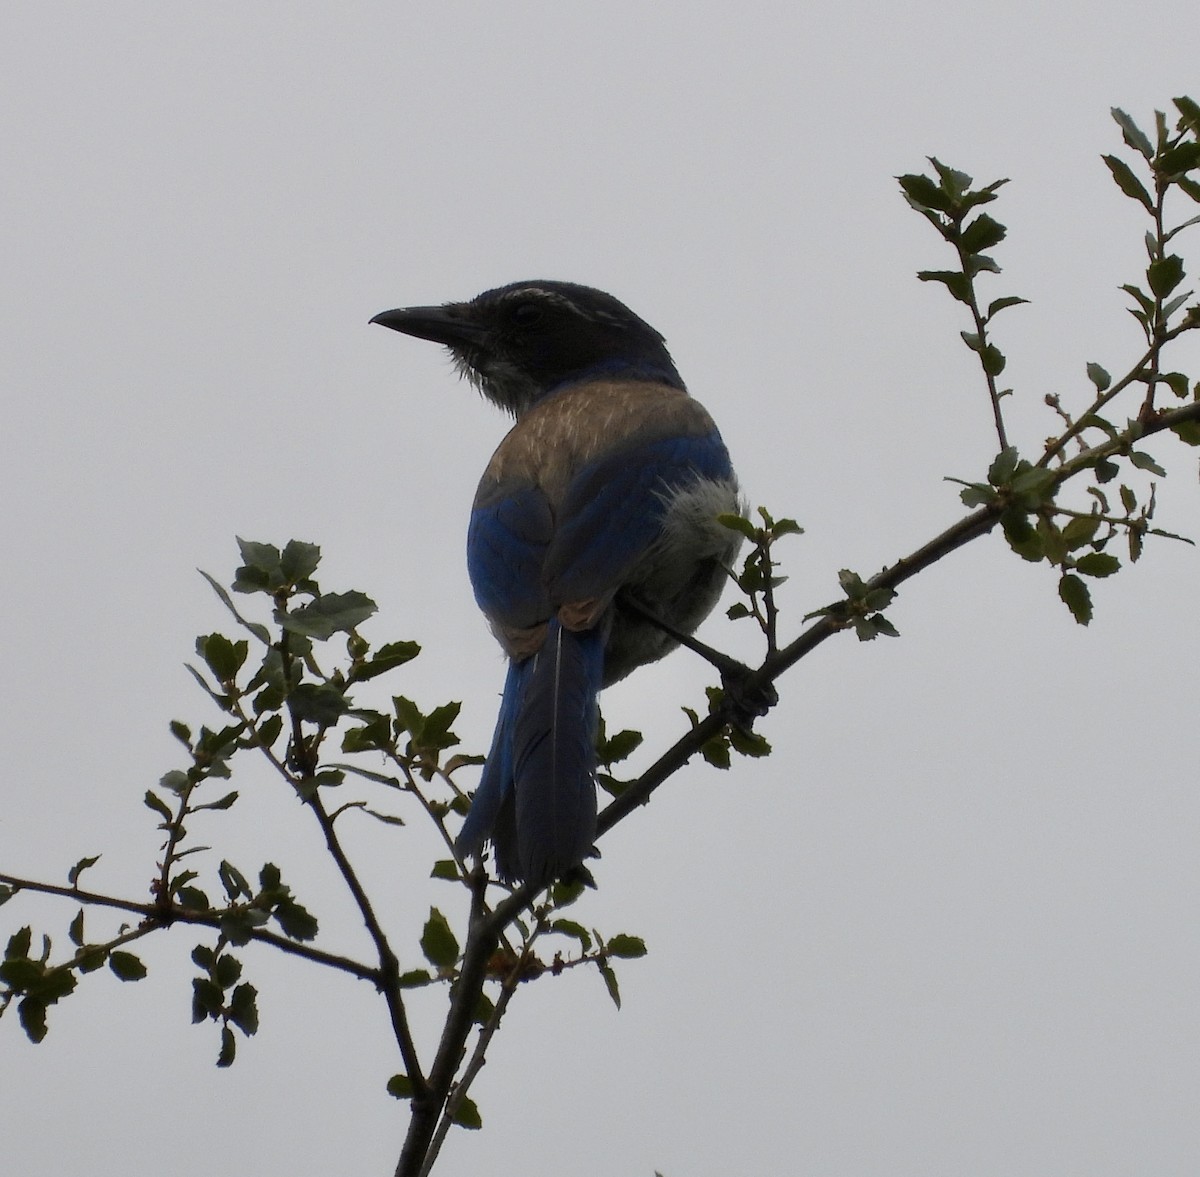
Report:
369,304,485,347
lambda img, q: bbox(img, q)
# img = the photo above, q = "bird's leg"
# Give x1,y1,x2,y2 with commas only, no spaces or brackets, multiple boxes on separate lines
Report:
617,591,778,727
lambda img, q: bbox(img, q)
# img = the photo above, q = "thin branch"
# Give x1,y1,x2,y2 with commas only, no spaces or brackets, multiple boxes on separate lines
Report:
0,872,379,981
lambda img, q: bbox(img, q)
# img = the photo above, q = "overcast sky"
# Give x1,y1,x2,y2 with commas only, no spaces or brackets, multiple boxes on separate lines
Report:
3,4,1199,1175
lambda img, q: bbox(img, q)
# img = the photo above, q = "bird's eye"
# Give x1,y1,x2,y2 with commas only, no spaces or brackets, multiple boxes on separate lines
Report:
510,301,545,327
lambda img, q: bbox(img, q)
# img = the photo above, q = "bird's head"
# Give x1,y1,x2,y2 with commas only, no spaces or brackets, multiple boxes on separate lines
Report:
370,280,685,416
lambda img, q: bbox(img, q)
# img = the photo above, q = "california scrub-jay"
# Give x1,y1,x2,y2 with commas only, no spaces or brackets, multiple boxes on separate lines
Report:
372,281,741,889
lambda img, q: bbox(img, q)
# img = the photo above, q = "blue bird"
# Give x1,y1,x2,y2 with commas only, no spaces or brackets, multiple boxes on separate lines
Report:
372,281,742,889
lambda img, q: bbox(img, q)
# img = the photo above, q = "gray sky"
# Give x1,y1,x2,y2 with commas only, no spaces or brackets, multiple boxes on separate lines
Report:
3,4,1198,1175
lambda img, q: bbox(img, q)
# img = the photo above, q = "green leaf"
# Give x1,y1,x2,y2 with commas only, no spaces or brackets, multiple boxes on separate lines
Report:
228,982,259,1035
430,859,460,881
597,727,643,766
1157,141,1200,177
598,960,621,1009
1086,362,1111,392
1175,95,1200,136
960,213,1006,253
1062,516,1101,549
143,790,173,821
550,919,592,951
354,640,422,682
0,884,14,907
18,997,49,1044
898,172,955,212
420,908,460,968
1148,254,1185,298
917,270,972,303
1101,155,1153,210
233,539,284,592
729,726,773,757
1001,510,1043,562
176,887,211,911
386,1074,415,1100
68,910,85,947
217,1025,237,1068
287,683,349,725
987,447,1020,486
1094,458,1120,484
1111,107,1154,159
606,934,648,960
980,344,1006,377
930,157,973,197
397,969,434,989
280,540,321,584
197,633,248,682
280,591,377,640
1074,552,1121,578
717,512,760,541
67,855,101,887
451,1095,482,1130
1129,450,1167,476
1058,572,1093,625
986,295,1029,320
192,976,224,1022
274,900,319,942
109,952,148,982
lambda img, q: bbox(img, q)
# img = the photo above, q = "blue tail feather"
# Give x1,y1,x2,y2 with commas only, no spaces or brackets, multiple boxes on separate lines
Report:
458,619,602,889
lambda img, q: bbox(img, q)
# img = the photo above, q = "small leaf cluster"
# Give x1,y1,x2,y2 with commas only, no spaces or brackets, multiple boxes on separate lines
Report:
1,880,148,1045
191,940,258,1067
721,507,803,653
805,570,899,642
683,685,773,768
900,159,1026,395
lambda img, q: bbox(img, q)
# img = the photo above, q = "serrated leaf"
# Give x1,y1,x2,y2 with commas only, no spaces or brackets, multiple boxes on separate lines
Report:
898,172,955,212
1148,255,1185,298
1157,141,1200,177
1111,107,1154,159
917,269,972,303
1129,450,1167,476
279,591,377,640
987,446,1020,486
18,997,49,1043
386,1074,415,1100
109,952,147,981
274,900,319,942
397,969,434,988
280,540,321,584
1058,572,1093,625
605,934,648,959
1062,516,1101,549
228,982,259,1035
354,640,422,682
960,213,1007,253
1074,552,1121,578
197,633,248,682
287,682,349,725
451,1095,482,1130
420,908,459,968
